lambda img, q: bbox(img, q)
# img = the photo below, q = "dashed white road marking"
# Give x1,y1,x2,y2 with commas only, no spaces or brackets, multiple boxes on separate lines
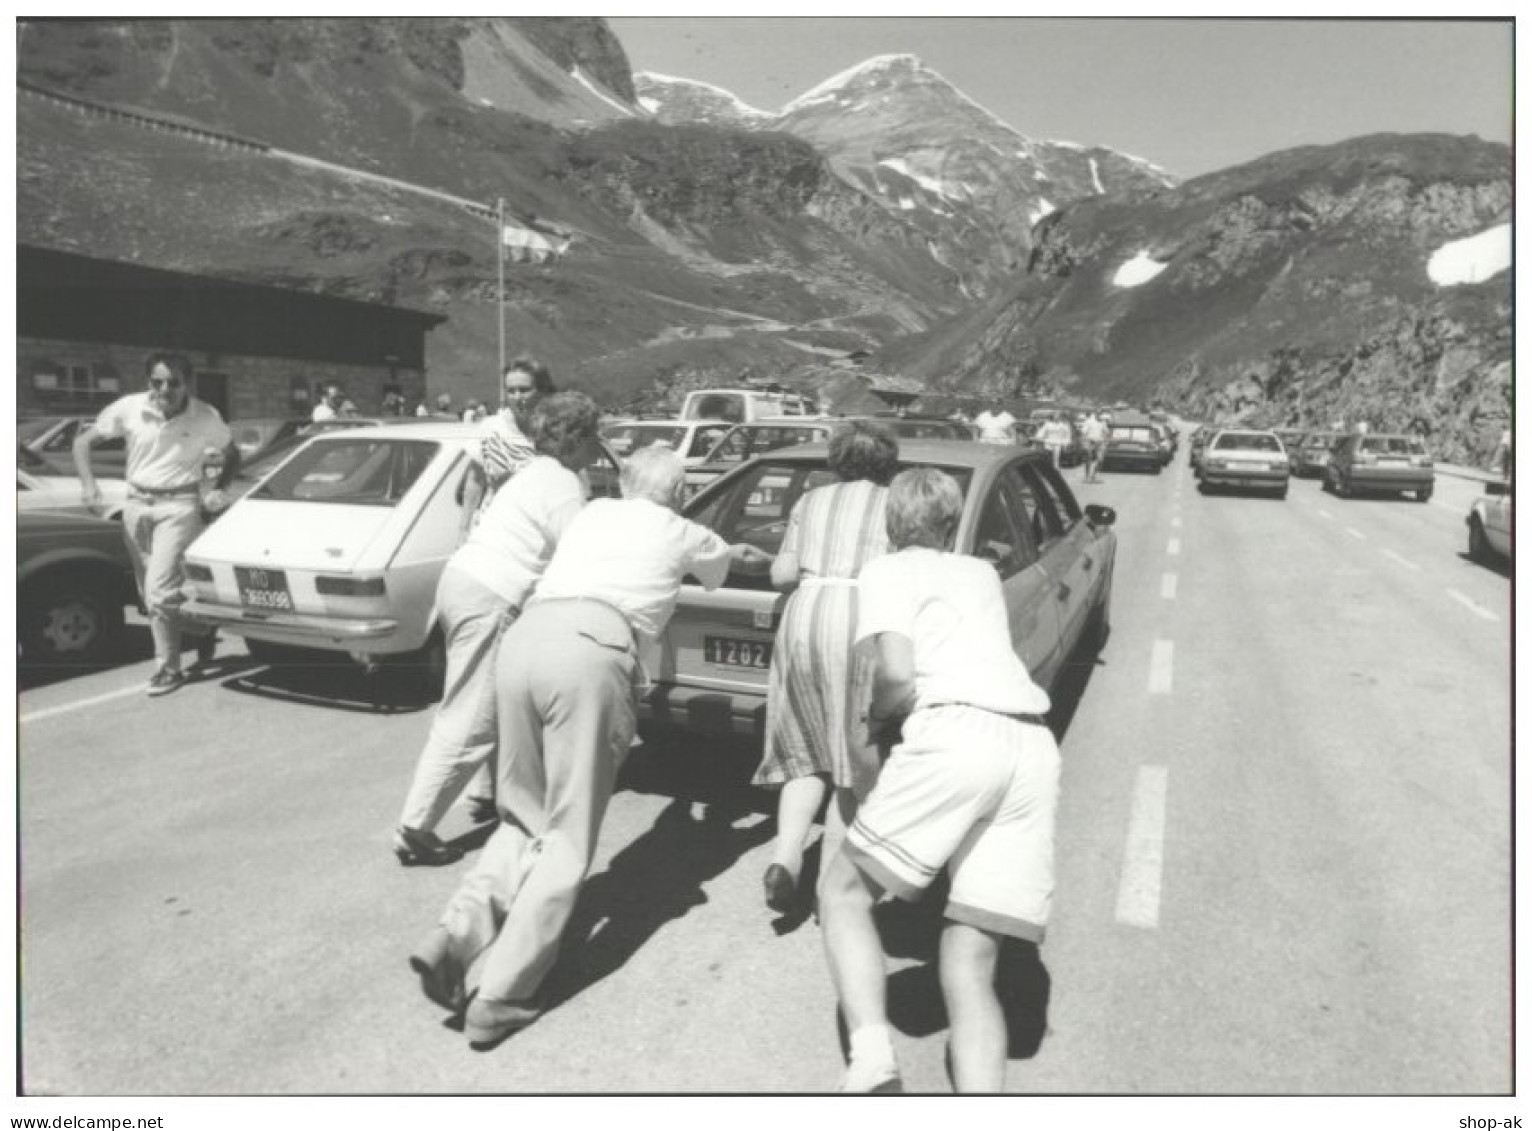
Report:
1148,639,1174,694
1161,572,1178,600
1317,508,1334,519
1116,765,1169,930
1345,527,1366,540
1447,589,1500,622
1171,516,1183,528
1381,549,1422,572
1166,537,1181,556
20,683,145,724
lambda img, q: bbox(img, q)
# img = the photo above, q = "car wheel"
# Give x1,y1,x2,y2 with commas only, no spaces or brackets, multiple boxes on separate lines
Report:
1468,516,1489,563
20,570,125,667
1275,486,1288,500
1197,479,1212,494
394,628,447,700
1415,487,1433,503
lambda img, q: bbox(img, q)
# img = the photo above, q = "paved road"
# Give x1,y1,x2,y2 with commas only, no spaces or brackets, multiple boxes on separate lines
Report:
17,449,1511,1094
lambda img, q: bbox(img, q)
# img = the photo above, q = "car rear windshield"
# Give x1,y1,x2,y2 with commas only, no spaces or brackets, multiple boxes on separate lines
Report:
1212,433,1281,452
1112,426,1157,443
887,419,969,439
252,438,439,506
604,425,688,455
687,459,975,563
1359,436,1427,455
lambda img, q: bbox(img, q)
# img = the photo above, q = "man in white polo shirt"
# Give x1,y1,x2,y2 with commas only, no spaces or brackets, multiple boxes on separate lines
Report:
74,352,239,697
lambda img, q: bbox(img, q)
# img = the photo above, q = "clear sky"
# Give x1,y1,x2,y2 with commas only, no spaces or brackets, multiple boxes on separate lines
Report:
607,17,1512,179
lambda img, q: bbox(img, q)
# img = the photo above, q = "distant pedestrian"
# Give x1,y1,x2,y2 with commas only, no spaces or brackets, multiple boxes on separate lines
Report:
820,467,1061,1093
382,391,406,416
72,352,240,697
394,393,603,866
973,397,1017,445
753,421,898,915
408,445,773,1049
311,383,346,422
1035,415,1072,466
461,399,485,424
1080,411,1109,482
435,393,454,417
1491,427,1512,479
416,401,431,418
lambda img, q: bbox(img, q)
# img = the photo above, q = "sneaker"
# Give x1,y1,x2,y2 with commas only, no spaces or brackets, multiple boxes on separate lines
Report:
146,668,186,698
840,1058,903,1094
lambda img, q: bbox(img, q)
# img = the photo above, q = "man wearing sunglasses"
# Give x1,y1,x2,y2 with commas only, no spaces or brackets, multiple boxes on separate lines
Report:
73,352,240,697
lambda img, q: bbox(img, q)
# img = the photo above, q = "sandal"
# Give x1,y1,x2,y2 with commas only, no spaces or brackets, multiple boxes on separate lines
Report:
393,826,462,867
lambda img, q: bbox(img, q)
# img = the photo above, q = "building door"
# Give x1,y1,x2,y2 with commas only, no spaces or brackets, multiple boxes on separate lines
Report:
197,371,230,418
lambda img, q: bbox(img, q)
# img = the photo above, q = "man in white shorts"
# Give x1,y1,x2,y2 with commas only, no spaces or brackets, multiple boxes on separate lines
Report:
819,466,1061,1093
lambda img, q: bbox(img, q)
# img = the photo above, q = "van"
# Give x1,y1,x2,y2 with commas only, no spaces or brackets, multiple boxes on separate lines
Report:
678,388,817,424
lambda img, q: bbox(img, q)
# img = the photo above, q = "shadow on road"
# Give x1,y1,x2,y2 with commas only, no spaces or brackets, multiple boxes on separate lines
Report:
542,797,774,1013
1049,636,1106,742
219,658,437,714
18,624,156,691
619,732,773,816
1456,549,1513,579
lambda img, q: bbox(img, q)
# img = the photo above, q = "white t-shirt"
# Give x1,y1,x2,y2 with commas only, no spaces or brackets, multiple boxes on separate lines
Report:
973,409,1017,444
856,547,1050,717
1081,416,1109,444
311,402,338,422
94,393,232,490
531,497,733,645
449,455,586,606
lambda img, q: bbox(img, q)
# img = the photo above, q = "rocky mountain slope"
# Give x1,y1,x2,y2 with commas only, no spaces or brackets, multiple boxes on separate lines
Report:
16,18,983,406
887,132,1512,464
640,55,1178,299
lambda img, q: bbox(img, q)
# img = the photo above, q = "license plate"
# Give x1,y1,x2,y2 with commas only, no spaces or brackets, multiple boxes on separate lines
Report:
236,566,294,612
704,635,773,669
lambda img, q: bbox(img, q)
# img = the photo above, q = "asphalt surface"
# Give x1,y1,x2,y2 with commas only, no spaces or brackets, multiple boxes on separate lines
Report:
16,446,1513,1095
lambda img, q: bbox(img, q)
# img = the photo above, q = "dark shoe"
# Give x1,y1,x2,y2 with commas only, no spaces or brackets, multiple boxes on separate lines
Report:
146,668,186,698
408,927,468,1013
464,996,542,1051
466,795,498,826
763,863,798,914
393,826,462,867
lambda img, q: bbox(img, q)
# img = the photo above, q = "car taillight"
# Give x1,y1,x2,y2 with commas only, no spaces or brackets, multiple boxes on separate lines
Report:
184,561,213,582
315,575,386,597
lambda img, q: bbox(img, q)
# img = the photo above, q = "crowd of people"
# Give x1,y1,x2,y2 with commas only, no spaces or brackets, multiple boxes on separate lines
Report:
69,358,1094,1089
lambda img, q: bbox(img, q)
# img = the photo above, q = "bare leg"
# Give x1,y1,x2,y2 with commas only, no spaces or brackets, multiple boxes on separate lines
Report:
814,786,860,903
939,921,1007,1092
820,851,900,1089
770,772,829,876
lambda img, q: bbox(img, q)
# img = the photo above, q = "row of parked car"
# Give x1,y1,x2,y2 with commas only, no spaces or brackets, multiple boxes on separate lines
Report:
19,403,1123,745
1187,425,1439,502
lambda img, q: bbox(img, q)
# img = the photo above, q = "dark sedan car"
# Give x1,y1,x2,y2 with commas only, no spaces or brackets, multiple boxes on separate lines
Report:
1100,419,1165,474
18,510,138,667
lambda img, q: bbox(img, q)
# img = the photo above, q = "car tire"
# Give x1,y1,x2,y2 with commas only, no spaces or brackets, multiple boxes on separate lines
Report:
393,628,447,700
1275,486,1288,500
1415,487,1433,503
20,570,125,667
1197,479,1212,494
1468,515,1490,563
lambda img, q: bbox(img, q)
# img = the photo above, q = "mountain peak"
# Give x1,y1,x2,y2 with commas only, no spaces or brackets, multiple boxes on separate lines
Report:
780,53,931,113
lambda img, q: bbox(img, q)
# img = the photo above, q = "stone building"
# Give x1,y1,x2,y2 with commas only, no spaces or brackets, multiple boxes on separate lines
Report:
17,245,446,421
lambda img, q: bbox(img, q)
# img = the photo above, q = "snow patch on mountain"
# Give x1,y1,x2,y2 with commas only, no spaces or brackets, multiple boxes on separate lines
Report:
638,71,772,119
1114,251,1169,287
572,67,634,117
782,53,918,113
879,157,949,198
1029,199,1056,226
1089,158,1105,195
1427,223,1511,285
637,96,659,114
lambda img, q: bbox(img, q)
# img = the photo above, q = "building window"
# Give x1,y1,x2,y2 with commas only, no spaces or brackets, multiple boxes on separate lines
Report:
30,362,118,401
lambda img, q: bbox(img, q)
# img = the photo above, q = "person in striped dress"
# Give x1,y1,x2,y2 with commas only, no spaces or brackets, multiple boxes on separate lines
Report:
753,420,900,913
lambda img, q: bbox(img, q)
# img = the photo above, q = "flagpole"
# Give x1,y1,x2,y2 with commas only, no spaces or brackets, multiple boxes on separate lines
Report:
496,197,506,409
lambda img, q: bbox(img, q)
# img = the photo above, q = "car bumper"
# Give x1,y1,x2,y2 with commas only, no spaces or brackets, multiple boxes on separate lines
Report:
1201,466,1288,488
1345,468,1434,491
1101,450,1161,470
638,681,767,739
180,597,410,653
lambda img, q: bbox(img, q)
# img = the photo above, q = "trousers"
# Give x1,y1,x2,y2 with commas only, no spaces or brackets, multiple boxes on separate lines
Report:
122,495,205,670
438,599,638,1006
398,564,514,833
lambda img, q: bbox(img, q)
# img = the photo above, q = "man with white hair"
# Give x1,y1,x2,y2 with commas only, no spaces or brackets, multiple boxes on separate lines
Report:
409,444,772,1049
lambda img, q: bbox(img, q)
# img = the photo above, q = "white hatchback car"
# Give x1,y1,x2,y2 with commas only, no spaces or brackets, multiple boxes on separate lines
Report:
181,421,620,674
601,419,734,466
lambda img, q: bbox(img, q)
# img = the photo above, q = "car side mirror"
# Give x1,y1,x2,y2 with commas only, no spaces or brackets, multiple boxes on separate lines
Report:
1085,504,1117,528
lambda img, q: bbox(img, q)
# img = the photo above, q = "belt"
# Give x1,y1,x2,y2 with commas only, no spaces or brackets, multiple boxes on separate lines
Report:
129,482,201,498
923,702,1049,727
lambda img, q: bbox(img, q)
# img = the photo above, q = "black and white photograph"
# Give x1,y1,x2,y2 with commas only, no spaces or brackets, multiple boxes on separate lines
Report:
8,9,1518,1117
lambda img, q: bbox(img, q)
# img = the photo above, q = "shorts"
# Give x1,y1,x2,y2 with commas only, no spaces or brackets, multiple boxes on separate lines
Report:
844,704,1060,941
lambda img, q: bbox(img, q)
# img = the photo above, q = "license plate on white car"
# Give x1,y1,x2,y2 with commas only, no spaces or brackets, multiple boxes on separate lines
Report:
236,566,295,612
704,636,773,669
